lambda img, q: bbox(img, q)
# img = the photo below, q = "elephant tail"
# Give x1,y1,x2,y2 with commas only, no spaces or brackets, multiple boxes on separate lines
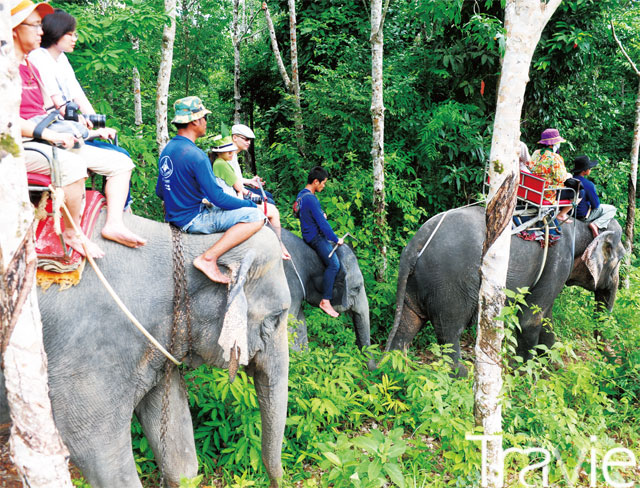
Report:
384,226,428,352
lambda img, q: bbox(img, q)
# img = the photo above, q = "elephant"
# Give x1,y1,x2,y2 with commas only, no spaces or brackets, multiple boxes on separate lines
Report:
0,212,291,488
385,205,624,375
280,229,371,353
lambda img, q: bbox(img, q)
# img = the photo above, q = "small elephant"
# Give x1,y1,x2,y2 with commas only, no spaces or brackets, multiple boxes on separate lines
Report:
1,213,291,488
280,229,371,352
385,206,624,375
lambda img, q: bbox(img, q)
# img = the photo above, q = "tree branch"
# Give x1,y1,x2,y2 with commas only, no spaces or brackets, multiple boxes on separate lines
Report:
370,0,390,42
262,1,292,92
611,18,640,77
239,4,261,42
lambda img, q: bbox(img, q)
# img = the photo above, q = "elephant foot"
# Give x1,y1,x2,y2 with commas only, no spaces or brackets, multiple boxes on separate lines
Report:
450,362,468,378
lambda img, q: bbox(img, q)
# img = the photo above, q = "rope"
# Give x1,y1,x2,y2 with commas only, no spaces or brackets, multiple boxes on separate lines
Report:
288,257,306,301
34,191,49,221
417,200,484,259
54,186,181,366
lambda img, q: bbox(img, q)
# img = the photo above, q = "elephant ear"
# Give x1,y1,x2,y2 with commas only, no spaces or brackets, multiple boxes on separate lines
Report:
580,231,614,289
218,248,257,382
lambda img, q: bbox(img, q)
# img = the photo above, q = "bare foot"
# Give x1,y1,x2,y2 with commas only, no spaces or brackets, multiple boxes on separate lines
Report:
63,231,105,259
589,222,599,238
319,299,339,318
557,214,573,224
281,243,291,261
102,224,147,248
193,255,230,284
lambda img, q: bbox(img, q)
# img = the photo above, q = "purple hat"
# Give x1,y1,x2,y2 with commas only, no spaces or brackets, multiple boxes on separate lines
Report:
538,128,566,145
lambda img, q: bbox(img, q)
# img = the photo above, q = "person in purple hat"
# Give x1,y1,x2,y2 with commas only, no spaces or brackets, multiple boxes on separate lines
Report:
528,128,575,222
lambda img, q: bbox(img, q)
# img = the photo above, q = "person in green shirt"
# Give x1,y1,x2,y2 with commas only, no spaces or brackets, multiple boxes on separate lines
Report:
211,135,290,260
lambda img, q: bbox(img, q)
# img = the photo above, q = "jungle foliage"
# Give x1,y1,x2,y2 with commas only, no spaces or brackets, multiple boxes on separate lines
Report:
54,0,640,485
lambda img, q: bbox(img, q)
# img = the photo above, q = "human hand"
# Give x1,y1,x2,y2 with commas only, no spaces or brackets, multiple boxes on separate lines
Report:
78,114,92,129
44,129,76,149
94,127,117,140
338,238,344,245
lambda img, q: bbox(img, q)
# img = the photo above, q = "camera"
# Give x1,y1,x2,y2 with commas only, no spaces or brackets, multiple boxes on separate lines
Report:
87,114,107,128
64,101,80,121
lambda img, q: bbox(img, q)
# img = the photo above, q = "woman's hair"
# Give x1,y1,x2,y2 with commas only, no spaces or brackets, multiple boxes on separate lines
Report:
41,9,76,48
519,141,531,165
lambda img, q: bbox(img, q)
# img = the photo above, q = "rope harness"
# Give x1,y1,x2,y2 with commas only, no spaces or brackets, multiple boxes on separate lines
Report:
159,226,194,485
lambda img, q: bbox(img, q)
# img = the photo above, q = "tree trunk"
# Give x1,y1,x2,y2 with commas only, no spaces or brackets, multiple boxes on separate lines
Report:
610,20,639,289
156,0,177,153
233,0,242,124
288,0,306,155
624,79,640,288
475,1,561,486
132,37,143,132
182,0,192,96
0,7,73,485
370,0,387,281
262,2,292,92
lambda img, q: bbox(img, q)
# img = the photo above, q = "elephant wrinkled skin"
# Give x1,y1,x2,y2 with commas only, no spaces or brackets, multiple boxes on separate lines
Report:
386,206,624,375
0,213,291,488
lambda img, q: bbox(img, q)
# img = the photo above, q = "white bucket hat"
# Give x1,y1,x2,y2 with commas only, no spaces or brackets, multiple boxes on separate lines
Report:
232,124,255,139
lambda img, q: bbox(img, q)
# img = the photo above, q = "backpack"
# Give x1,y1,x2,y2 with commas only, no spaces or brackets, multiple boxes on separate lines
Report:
292,192,309,219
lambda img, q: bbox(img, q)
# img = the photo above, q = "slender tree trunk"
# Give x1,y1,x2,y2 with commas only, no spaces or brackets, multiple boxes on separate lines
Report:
610,20,639,289
262,2,292,92
475,1,561,486
132,37,143,132
156,0,177,153
182,0,192,96
0,7,73,485
233,0,242,124
371,0,388,281
288,0,305,154
625,79,640,287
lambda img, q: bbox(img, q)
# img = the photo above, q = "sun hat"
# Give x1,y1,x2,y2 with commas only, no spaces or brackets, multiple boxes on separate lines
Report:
537,128,566,146
171,96,211,124
210,135,238,153
232,124,255,139
572,155,598,174
11,0,54,29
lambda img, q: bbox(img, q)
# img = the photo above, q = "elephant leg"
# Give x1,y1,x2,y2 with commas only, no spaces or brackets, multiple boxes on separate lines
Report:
350,287,371,349
251,312,289,487
289,305,308,352
387,298,424,353
135,368,198,488
68,417,142,488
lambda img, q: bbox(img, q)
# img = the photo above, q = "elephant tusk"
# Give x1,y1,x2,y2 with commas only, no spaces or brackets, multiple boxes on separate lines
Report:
57,191,182,366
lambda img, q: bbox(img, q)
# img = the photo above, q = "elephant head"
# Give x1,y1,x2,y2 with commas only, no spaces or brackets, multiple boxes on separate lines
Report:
567,224,625,312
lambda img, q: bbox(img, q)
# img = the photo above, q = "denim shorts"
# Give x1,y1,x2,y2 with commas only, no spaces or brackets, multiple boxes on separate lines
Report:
182,204,265,234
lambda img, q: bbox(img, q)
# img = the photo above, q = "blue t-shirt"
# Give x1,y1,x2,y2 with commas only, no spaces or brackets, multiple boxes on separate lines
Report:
573,174,600,219
296,188,339,243
156,135,255,227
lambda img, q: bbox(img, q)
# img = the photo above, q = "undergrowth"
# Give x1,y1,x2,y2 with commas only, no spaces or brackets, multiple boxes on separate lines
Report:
70,272,631,487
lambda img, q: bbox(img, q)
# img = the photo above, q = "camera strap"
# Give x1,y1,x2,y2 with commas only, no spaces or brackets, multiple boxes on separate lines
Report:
33,111,60,140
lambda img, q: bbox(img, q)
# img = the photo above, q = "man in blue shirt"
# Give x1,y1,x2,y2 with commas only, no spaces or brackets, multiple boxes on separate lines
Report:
156,96,265,283
296,166,344,317
572,155,616,238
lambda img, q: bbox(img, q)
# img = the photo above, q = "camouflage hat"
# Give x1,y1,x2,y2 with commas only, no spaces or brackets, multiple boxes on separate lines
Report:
171,96,211,124
210,135,238,153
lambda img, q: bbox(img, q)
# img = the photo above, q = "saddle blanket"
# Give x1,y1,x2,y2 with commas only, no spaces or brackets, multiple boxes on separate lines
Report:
35,189,105,287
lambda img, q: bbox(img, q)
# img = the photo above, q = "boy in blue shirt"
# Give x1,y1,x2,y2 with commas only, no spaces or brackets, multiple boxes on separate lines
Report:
297,166,344,317
572,155,616,238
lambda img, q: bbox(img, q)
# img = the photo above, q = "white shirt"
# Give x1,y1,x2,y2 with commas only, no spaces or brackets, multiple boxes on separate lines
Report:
230,153,244,181
28,48,85,104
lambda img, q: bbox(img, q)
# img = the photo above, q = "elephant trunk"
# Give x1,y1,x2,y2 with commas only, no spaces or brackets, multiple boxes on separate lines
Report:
350,287,375,370
595,280,618,312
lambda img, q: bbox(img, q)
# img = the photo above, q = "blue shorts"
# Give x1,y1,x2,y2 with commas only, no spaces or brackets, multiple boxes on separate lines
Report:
182,204,265,234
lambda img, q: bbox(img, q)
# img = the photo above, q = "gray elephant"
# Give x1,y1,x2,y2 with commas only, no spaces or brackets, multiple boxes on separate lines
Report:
385,206,624,375
280,229,370,352
0,213,290,488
